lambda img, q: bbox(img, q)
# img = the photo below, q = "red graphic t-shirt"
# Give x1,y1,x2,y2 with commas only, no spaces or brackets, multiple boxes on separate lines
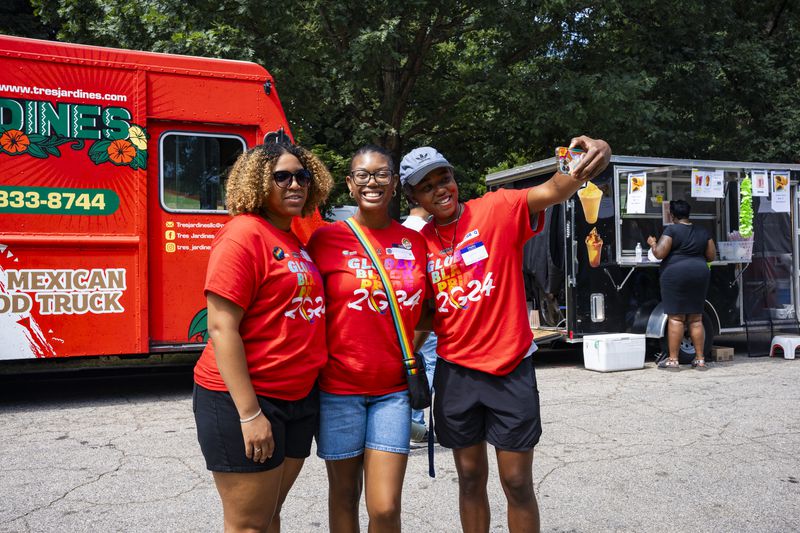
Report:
194,214,327,400
307,220,428,395
420,188,545,375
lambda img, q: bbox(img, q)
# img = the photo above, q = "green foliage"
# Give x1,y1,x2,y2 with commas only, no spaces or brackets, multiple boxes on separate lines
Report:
21,0,800,215
0,0,57,38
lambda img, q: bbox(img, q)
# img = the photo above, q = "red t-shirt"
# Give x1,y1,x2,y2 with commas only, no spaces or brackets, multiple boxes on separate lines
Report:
307,220,428,395
194,214,327,400
420,189,545,375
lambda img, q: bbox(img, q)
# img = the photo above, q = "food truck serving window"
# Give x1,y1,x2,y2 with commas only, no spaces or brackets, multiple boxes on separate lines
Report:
615,167,734,260
160,132,245,213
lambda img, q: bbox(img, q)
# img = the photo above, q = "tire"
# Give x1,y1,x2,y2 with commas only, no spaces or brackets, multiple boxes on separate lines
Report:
536,286,564,327
659,312,715,365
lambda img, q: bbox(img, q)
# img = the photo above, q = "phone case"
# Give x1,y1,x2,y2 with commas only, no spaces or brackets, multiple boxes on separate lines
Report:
556,147,584,175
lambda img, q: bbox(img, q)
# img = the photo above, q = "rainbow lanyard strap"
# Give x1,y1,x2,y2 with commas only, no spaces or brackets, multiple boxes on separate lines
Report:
344,217,419,376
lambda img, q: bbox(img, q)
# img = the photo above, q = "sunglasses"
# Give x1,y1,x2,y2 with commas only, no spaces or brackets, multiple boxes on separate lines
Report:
273,169,312,188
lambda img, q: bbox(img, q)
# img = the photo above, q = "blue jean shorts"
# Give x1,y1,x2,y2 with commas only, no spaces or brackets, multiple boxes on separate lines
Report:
317,390,411,460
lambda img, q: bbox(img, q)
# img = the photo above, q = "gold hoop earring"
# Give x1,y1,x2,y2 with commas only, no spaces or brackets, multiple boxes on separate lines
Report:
392,188,397,198
349,190,354,198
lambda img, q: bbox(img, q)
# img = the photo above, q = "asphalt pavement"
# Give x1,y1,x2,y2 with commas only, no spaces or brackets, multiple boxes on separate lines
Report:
1,340,798,532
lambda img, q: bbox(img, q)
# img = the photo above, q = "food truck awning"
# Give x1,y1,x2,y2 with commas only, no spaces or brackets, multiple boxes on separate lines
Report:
486,155,800,186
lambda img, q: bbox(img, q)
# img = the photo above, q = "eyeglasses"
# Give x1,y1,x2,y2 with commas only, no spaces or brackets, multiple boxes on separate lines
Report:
273,169,312,188
351,169,393,186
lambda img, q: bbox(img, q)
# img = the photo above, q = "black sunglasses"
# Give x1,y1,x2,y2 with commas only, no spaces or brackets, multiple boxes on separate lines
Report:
273,169,312,188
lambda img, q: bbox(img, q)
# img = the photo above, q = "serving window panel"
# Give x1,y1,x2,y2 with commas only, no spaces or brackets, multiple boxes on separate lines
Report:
615,167,733,262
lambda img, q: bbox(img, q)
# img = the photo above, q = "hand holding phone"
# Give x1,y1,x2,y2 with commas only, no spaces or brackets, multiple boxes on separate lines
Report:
556,147,585,176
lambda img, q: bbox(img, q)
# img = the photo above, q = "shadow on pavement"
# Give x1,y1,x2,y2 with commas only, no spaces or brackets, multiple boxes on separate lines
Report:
0,365,195,408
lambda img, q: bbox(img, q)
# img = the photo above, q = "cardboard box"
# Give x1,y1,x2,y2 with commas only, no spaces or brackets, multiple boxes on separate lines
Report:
710,346,734,362
583,334,646,372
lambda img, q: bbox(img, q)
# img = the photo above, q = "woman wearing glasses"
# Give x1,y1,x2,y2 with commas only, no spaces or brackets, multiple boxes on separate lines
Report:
307,145,428,533
193,142,332,532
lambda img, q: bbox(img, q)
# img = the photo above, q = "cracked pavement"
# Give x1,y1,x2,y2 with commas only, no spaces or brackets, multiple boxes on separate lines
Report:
1,345,798,532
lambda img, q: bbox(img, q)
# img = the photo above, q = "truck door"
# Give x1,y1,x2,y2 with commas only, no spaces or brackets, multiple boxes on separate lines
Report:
146,121,250,350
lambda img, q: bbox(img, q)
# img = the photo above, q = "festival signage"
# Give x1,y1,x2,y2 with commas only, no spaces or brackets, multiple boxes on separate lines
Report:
691,168,724,198
626,172,647,214
771,171,790,213
751,170,769,197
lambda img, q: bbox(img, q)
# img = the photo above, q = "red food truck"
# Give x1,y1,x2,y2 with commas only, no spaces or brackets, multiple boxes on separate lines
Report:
0,35,316,367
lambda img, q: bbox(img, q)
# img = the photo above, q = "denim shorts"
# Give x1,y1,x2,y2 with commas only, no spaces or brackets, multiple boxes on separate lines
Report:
317,390,411,460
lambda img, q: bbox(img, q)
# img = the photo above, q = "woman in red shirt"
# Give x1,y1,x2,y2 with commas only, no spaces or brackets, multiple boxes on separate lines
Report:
401,138,610,533
193,142,332,532
307,145,428,532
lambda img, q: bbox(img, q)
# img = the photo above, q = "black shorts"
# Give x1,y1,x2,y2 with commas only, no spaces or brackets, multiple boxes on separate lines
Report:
193,383,319,473
433,356,542,451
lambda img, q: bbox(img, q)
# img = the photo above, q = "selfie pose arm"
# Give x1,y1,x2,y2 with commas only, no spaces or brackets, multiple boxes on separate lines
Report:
526,136,611,214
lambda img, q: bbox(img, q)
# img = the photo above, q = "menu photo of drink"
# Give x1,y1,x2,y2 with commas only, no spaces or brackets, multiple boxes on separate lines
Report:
626,172,647,214
771,171,790,213
691,168,724,198
751,170,769,197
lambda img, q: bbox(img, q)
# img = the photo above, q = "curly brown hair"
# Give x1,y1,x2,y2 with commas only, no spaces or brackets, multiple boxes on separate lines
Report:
226,143,333,217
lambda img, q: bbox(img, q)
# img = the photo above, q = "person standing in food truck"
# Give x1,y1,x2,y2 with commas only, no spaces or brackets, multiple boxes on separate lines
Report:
193,143,333,532
401,137,611,533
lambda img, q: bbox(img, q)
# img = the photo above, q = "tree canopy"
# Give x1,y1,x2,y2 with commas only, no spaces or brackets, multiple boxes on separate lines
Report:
8,0,799,208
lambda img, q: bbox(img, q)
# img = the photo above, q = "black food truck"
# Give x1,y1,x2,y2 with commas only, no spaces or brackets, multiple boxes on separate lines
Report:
487,155,800,359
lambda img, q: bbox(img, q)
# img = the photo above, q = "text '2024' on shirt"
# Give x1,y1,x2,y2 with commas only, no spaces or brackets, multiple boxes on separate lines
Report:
307,220,429,396
419,188,545,376
194,214,328,401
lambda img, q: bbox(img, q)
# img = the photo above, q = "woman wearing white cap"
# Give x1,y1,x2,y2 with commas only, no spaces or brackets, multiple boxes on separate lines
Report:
401,137,610,533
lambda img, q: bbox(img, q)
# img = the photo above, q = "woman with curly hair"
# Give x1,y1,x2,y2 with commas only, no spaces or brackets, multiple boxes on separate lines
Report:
193,142,333,532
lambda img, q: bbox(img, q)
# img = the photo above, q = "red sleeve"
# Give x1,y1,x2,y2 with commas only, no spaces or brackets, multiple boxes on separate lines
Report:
491,188,546,245
204,237,262,310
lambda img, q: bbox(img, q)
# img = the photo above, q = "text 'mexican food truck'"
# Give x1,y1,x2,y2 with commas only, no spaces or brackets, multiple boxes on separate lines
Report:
0,35,315,367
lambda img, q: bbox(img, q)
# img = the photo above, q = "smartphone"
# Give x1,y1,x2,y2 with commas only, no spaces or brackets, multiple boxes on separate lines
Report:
556,147,584,175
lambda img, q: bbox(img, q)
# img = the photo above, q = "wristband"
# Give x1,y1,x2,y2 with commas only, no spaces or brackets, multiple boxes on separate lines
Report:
239,408,262,424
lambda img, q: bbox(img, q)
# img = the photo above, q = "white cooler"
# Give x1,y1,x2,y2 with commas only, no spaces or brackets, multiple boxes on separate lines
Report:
582,333,646,372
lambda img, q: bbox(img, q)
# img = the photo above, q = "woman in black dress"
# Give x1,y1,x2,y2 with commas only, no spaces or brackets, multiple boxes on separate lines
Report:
647,200,717,371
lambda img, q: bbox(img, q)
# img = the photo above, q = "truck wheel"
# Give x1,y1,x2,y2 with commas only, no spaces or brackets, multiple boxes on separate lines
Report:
536,287,564,327
658,312,715,365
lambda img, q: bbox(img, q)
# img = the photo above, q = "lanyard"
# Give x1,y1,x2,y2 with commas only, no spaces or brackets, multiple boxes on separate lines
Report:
343,217,419,376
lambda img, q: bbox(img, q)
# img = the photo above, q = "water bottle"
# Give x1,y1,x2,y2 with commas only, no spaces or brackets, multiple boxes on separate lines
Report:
635,242,642,263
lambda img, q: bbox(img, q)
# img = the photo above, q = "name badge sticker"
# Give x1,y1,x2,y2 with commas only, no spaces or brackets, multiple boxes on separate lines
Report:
391,247,416,261
460,241,488,266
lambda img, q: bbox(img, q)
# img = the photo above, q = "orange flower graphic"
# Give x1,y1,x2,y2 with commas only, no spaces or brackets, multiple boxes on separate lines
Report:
0,129,31,154
107,139,136,164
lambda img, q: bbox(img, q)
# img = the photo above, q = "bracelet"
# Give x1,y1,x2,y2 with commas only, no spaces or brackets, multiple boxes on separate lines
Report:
239,408,262,424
